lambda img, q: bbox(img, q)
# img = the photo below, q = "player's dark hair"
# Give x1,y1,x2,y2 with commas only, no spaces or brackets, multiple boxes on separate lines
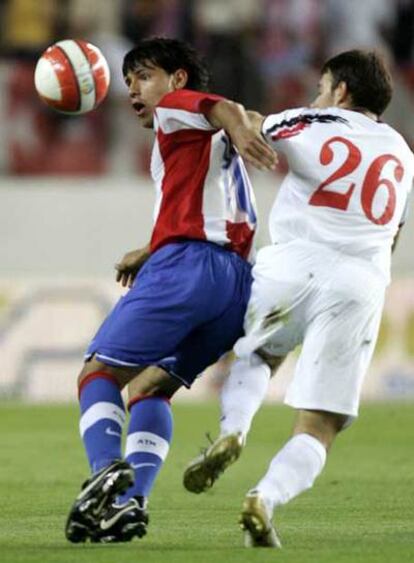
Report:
322,50,393,116
123,37,211,92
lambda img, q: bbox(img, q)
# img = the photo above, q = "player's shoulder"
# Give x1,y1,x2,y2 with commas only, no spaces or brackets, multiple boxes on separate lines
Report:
157,89,222,113
379,120,413,151
157,89,198,110
154,89,224,135
375,119,414,167
262,106,351,142
331,108,411,146
264,106,350,124
154,89,224,134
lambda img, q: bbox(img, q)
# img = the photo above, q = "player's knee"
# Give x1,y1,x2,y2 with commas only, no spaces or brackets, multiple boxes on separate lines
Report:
78,358,103,387
77,357,135,390
293,409,348,450
255,349,286,375
128,367,181,400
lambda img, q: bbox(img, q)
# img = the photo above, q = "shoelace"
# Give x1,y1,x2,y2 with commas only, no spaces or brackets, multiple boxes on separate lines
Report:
199,431,214,457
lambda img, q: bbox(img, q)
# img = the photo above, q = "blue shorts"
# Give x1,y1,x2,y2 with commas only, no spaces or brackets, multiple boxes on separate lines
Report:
85,241,252,387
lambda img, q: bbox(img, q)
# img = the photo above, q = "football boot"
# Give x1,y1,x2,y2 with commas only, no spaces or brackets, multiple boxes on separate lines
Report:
92,496,149,543
239,490,281,548
183,432,244,493
65,460,134,543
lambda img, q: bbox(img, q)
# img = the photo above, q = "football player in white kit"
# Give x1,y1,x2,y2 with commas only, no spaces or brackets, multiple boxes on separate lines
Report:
183,50,414,547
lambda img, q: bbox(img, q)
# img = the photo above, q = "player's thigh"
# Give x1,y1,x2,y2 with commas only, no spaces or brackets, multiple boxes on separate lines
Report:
78,356,144,389
286,282,384,418
87,241,251,378
85,243,215,368
127,366,182,400
171,294,251,388
86,284,191,365
293,409,349,450
256,349,287,374
235,246,312,359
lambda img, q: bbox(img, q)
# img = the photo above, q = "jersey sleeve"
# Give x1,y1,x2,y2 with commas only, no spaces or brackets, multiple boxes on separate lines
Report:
261,108,308,149
155,90,224,134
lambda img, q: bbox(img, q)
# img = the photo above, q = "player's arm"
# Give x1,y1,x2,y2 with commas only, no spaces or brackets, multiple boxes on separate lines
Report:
115,243,151,287
207,100,277,171
157,90,276,169
246,110,266,131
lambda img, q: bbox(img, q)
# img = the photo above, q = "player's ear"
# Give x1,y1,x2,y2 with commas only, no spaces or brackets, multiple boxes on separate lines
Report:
334,80,349,107
171,68,188,90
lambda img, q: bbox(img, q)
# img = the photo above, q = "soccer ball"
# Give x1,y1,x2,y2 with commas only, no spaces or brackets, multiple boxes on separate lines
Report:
34,39,110,115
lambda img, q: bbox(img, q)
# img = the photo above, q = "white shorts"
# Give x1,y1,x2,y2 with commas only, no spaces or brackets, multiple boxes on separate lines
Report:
235,241,386,417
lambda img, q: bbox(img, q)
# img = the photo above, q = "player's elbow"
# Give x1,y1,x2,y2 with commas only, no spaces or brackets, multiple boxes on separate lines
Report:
208,100,247,129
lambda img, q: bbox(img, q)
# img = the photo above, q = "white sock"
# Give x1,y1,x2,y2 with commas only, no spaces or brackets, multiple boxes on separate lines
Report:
219,354,271,438
255,433,327,511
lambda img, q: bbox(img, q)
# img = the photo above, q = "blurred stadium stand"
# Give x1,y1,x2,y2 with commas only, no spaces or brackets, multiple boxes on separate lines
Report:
0,0,413,402
0,0,412,175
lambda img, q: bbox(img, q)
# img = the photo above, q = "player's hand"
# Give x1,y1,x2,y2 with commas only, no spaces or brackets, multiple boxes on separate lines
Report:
231,124,278,171
115,245,150,288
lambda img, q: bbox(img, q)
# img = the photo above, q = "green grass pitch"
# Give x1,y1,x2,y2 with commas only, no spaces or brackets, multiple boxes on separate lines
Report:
1,401,413,563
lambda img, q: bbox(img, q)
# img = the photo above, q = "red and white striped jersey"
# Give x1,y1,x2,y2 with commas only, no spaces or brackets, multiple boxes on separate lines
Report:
262,107,414,281
150,89,257,260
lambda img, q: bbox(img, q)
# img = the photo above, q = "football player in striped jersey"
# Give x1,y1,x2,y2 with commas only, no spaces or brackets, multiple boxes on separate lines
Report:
65,37,277,544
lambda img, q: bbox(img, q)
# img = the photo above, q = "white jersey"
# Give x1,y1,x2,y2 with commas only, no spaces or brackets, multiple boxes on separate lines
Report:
262,107,414,281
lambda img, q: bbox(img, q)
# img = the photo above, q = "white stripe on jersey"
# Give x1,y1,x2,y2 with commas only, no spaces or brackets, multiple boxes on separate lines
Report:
201,130,231,245
150,120,165,225
156,107,215,133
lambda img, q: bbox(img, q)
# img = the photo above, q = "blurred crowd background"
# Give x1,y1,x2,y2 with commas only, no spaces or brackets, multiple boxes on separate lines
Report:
1,0,414,403
0,0,413,176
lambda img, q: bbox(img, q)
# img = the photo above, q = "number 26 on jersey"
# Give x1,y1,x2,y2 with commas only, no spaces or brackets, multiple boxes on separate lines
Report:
309,136,404,225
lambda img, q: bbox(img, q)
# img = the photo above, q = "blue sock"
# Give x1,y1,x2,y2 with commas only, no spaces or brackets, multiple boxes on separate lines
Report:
119,396,173,501
79,373,125,474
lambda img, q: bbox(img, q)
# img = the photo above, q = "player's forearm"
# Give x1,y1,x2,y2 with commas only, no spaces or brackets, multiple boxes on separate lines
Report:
208,100,263,137
207,100,276,170
246,110,266,132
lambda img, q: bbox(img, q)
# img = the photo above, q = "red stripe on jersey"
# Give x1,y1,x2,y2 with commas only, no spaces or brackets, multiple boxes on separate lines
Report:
150,128,213,253
271,121,307,141
157,89,223,116
226,221,255,259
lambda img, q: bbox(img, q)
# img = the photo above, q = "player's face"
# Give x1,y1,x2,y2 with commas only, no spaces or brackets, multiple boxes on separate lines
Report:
125,63,181,128
311,71,338,109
